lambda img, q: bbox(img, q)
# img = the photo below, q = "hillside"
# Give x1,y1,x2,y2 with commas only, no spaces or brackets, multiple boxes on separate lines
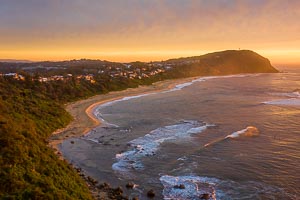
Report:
163,50,278,78
0,50,278,199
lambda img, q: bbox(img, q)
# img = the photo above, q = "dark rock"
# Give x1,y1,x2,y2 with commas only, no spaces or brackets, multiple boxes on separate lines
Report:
132,197,138,200
114,186,123,195
70,140,74,144
125,182,134,189
199,193,210,199
76,168,81,173
98,182,110,189
174,184,185,189
147,189,155,198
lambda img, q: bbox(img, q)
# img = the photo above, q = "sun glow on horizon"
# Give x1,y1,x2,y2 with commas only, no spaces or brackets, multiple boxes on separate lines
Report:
0,1,299,66
1,49,300,67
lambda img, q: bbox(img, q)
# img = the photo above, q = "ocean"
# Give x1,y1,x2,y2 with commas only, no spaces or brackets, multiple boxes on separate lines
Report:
61,68,300,199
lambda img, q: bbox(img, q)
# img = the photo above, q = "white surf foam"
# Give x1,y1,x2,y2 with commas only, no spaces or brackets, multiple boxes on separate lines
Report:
264,98,300,106
264,89,300,106
112,121,211,172
160,175,292,200
202,126,259,148
167,74,254,92
160,175,219,200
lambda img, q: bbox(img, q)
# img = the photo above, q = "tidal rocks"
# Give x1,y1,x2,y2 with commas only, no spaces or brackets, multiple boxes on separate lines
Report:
199,193,210,199
125,182,134,189
174,184,185,189
147,189,155,198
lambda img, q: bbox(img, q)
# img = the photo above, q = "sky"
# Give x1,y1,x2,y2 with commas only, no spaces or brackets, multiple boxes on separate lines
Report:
0,0,299,65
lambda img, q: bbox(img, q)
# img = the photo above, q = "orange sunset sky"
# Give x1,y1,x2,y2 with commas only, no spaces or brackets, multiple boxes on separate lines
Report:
0,0,299,65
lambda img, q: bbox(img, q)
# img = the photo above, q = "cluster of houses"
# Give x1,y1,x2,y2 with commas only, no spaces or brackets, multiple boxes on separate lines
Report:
38,74,96,83
0,61,175,83
107,64,167,79
0,73,25,81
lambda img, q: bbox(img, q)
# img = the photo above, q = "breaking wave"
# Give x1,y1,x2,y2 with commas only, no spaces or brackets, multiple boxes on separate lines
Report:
160,175,293,200
204,126,259,148
112,120,212,172
264,89,300,106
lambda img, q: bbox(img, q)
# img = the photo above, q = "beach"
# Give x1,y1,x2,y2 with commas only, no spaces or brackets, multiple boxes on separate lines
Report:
48,77,200,199
49,77,196,156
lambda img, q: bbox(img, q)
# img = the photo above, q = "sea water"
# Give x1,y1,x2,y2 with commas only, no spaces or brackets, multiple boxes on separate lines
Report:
61,67,300,199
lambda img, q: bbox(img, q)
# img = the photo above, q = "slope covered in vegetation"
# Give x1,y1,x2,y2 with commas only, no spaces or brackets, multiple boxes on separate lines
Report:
0,78,93,199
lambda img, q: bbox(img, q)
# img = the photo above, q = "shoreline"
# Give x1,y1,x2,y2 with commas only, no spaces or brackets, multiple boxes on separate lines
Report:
48,76,196,156
48,76,198,199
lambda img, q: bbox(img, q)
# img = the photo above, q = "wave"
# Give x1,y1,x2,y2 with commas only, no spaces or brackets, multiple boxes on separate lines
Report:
160,175,218,200
112,120,212,172
270,90,300,98
264,98,300,106
264,89,300,106
160,175,292,200
167,74,259,93
203,126,259,148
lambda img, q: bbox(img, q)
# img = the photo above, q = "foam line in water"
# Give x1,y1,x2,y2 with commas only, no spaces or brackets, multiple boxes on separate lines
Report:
112,120,212,172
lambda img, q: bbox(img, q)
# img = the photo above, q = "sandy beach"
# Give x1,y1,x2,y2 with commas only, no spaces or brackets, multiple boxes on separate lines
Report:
49,77,196,155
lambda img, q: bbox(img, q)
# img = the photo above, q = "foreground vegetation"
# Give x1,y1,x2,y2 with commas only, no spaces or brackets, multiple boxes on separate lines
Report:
0,50,278,199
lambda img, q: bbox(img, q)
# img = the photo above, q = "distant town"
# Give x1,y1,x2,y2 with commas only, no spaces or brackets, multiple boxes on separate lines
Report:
0,59,181,83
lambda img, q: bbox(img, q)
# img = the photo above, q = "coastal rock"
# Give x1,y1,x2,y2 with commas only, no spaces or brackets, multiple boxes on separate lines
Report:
147,189,155,198
174,184,185,189
114,186,123,195
199,193,210,199
125,182,134,189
